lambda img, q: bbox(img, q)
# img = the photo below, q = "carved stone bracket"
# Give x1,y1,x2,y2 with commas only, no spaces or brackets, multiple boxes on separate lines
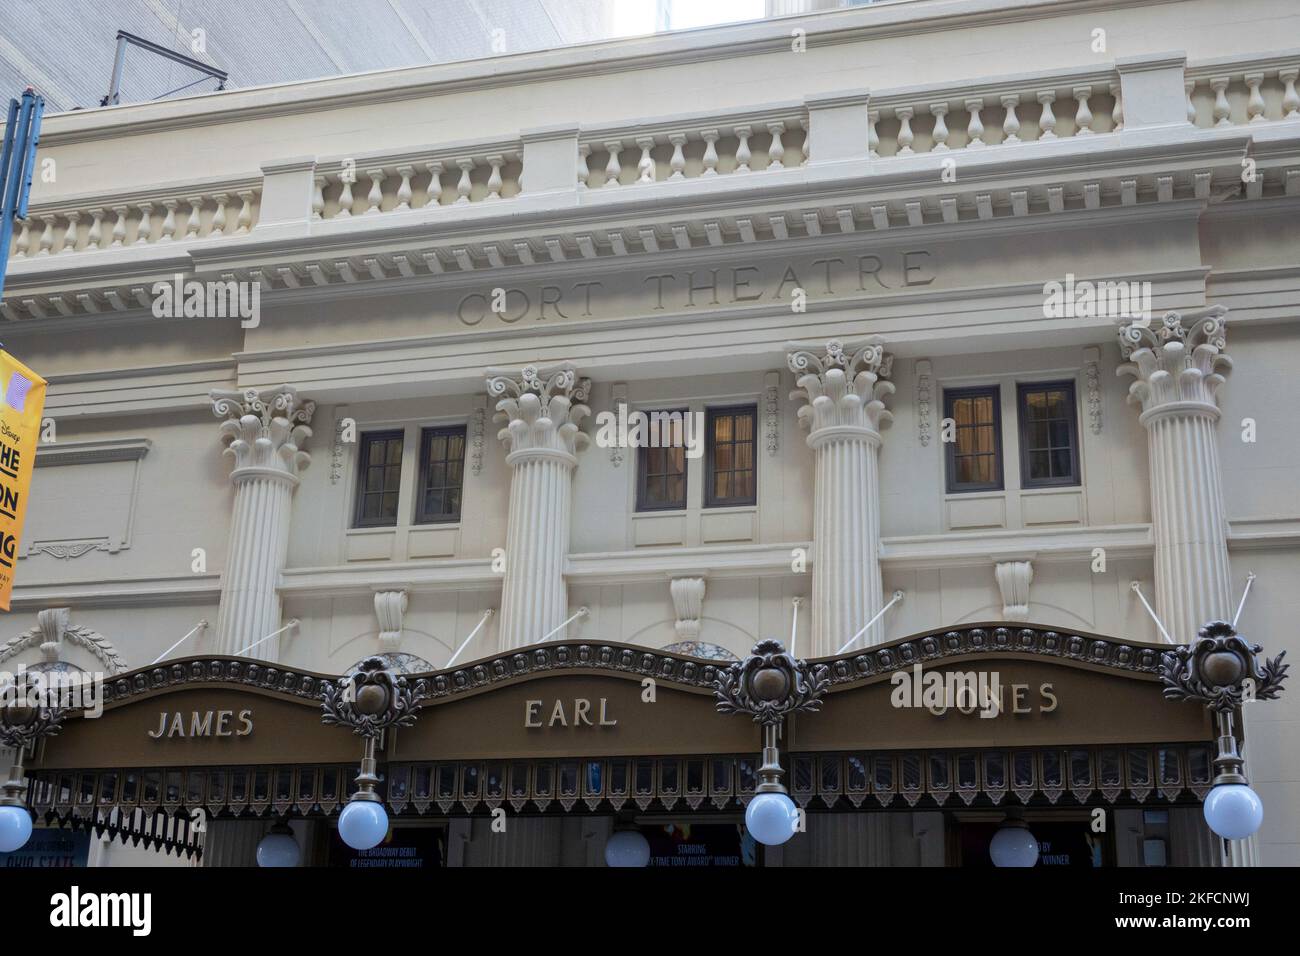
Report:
714,639,829,726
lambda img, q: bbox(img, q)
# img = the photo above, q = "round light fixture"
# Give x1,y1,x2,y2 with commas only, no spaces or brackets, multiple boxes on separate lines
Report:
256,822,301,867
745,791,798,846
0,805,32,853
338,800,389,851
1203,783,1263,841
989,813,1039,867
604,828,651,867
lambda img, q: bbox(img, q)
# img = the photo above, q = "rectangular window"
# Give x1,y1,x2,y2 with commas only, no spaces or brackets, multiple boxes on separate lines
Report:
415,425,467,523
1017,381,1080,487
354,430,404,527
944,386,1003,493
705,405,757,507
636,410,688,512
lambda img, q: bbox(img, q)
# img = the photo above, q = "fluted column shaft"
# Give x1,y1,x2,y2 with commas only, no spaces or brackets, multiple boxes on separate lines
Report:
210,386,314,660
788,340,894,655
487,364,590,650
1118,307,1233,645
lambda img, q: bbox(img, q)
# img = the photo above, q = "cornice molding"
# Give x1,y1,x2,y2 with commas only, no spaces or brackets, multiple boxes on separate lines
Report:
34,437,151,467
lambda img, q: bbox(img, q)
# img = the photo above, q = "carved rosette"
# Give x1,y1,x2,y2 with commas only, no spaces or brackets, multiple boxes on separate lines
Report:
1117,307,1231,423
210,385,316,484
1160,620,1288,713
715,639,829,726
786,338,895,445
485,363,591,465
321,657,421,738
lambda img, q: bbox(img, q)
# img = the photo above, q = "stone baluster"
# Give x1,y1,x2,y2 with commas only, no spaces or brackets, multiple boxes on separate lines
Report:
425,160,445,206
576,144,591,189
1210,76,1231,127
209,386,315,659
364,169,385,214
137,201,155,243
13,220,29,257
183,197,203,238
60,211,80,252
700,129,720,175
787,339,895,653
210,194,229,236
485,156,504,200
235,191,254,233
867,110,880,158
668,133,687,180
394,166,414,211
1073,86,1094,135
1244,73,1265,123
1036,90,1057,139
160,201,177,241
88,209,105,248
636,137,655,183
734,125,752,172
36,215,54,255
930,103,950,151
485,364,591,650
1110,81,1124,131
1117,307,1233,646
767,121,787,168
964,98,986,148
603,142,623,187
1000,94,1021,144
1186,80,1198,125
801,117,810,163
1281,68,1300,118
335,175,354,218
894,108,914,156
455,159,474,203
109,205,129,247
311,176,325,219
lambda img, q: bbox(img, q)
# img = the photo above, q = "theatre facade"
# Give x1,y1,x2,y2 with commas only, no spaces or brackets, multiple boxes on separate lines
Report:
2,0,1299,867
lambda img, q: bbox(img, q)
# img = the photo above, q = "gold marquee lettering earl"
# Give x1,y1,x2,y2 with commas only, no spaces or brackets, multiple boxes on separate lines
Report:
524,698,617,729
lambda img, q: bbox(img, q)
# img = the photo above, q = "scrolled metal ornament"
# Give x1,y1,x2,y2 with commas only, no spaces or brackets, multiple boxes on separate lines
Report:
715,639,829,725
1160,620,1288,713
0,702,65,750
321,656,420,737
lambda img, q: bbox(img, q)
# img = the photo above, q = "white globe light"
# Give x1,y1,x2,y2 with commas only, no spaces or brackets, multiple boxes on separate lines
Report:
989,821,1039,867
0,805,33,853
604,829,651,867
338,800,389,850
256,827,301,867
1203,784,1263,841
745,791,797,846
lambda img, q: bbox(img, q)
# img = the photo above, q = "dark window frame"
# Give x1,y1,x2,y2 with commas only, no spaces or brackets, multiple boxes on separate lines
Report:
1016,381,1081,489
943,386,1004,494
635,408,690,513
414,424,468,524
704,404,758,508
353,429,405,528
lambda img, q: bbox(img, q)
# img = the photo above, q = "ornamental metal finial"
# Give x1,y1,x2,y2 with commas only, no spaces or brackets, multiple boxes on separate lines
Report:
0,701,65,751
321,657,420,737
715,639,829,726
1159,620,1288,713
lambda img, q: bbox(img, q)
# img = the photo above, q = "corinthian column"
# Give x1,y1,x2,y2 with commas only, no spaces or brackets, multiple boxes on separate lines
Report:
1118,307,1233,646
210,386,314,659
787,339,894,655
486,363,590,650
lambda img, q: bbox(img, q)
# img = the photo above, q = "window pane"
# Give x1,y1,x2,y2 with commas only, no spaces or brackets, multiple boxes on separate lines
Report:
705,407,757,507
1018,383,1079,488
945,388,1001,493
416,426,467,523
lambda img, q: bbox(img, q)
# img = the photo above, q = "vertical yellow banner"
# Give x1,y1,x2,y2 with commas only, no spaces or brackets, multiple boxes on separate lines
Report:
0,350,46,610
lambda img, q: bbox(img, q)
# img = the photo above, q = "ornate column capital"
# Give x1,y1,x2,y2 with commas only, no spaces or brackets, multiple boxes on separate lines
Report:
786,338,895,446
210,386,315,484
1117,306,1231,424
485,363,591,465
